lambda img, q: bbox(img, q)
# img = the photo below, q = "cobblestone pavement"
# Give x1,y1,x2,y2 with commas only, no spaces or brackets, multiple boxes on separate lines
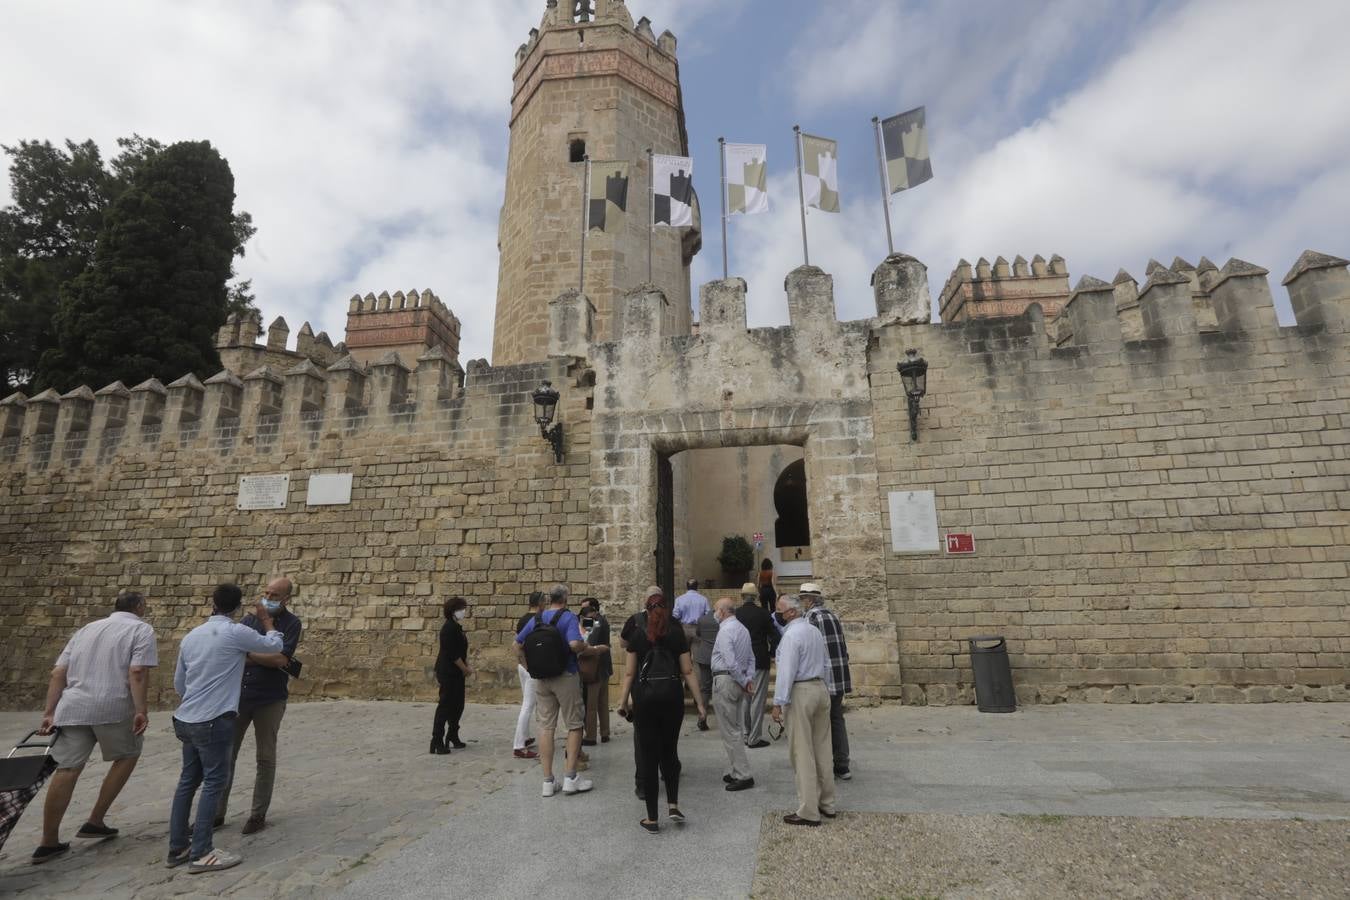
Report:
2,702,1348,899
0,701,534,899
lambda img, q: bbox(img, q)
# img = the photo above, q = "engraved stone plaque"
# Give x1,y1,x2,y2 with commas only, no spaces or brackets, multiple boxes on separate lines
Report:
237,474,290,510
888,490,939,553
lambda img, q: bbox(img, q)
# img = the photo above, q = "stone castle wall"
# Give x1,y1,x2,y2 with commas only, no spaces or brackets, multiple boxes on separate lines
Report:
872,253,1350,704
0,350,592,709
0,249,1346,709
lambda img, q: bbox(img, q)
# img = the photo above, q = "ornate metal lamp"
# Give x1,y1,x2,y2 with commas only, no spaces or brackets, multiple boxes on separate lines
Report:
531,381,565,463
896,349,929,442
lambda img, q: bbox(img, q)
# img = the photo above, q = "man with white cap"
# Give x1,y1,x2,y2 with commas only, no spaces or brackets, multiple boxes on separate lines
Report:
801,582,851,780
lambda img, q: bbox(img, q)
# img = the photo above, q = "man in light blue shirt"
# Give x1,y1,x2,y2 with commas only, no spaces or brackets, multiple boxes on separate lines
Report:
672,580,710,635
710,597,756,791
770,595,834,826
167,583,283,874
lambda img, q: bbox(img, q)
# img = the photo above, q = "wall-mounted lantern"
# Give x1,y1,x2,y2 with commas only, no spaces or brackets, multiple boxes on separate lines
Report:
531,381,565,463
896,348,929,442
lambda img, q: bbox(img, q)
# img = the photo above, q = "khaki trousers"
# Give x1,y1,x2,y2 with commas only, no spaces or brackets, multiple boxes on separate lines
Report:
583,678,610,740
786,679,834,820
222,700,286,821
713,674,751,781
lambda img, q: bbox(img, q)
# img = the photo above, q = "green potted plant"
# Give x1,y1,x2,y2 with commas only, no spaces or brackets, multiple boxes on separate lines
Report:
717,535,755,588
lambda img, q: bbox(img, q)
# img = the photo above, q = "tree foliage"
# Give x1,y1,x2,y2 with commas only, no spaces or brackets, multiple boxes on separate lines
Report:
38,141,249,390
0,135,255,392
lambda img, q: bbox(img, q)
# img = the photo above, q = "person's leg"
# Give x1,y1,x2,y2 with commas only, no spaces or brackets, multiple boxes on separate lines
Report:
830,692,850,773
564,727,583,776
745,669,768,743
433,681,450,747
218,706,254,822
169,719,205,859
583,681,599,741
597,679,610,739
39,767,83,846
634,714,661,822
698,662,713,710
811,686,836,813
513,665,535,750
192,716,235,860
658,702,684,808
714,676,751,780
87,756,138,826
249,701,285,820
558,675,586,778
447,678,466,744
534,678,559,781
786,689,820,820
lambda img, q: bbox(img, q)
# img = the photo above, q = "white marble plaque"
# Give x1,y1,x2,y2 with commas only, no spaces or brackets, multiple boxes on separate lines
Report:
307,473,353,506
888,490,939,553
237,474,290,510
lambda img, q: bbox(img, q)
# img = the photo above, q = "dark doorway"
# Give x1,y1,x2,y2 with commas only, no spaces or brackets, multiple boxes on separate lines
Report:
656,452,675,602
773,459,810,548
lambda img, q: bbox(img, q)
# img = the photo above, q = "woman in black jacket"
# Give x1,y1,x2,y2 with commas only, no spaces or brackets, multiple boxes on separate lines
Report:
432,597,473,754
618,587,707,833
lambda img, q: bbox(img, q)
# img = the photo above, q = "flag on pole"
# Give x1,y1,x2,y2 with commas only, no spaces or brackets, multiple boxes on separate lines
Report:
724,143,768,216
588,161,629,233
880,106,933,194
800,133,840,213
652,155,694,227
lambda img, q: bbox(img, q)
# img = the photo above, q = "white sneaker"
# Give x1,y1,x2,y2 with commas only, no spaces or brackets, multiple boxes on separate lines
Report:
561,774,593,794
542,778,557,798
187,847,242,874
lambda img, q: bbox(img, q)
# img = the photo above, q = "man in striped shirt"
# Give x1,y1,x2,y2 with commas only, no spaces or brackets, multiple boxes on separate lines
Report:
33,590,158,864
801,582,852,781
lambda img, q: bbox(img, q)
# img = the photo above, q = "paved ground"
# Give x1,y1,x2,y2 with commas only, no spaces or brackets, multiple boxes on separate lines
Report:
1,702,1347,899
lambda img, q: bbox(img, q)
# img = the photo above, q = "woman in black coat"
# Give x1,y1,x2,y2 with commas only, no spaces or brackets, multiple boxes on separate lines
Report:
432,597,472,754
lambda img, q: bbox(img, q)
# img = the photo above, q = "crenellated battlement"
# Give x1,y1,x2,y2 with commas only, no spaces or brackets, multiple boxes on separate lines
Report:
0,346,582,473
216,311,345,377
343,289,462,371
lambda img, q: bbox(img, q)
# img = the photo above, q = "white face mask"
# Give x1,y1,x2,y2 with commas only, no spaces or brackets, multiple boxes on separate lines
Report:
454,610,466,622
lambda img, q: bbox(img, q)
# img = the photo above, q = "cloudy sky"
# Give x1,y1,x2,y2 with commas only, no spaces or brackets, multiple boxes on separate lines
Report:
3,0,1348,363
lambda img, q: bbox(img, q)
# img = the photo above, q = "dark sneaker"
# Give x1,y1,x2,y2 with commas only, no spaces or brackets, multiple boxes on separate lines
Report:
783,814,820,827
513,748,539,759
31,843,70,865
722,774,736,784
725,777,756,791
165,848,191,869
834,768,852,781
639,819,659,834
667,807,686,824
747,740,770,749
241,816,266,836
76,821,118,839
581,738,597,747
449,738,467,750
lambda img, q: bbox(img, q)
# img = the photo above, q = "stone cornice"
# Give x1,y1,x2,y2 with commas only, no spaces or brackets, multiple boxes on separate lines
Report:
511,45,679,123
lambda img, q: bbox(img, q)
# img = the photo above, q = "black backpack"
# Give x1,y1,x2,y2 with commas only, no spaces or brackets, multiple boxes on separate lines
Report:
635,637,683,706
522,610,570,679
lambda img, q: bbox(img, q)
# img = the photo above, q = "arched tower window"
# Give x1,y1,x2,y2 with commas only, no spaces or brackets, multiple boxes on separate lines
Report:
773,459,811,548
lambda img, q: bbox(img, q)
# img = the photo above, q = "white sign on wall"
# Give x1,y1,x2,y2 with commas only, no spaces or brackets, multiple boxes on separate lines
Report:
237,474,290,510
888,490,939,553
306,473,354,506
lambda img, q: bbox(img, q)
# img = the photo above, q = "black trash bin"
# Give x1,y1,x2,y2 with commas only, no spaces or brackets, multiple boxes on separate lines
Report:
968,635,1016,713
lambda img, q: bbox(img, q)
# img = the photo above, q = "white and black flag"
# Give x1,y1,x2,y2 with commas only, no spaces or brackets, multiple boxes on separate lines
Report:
652,154,694,227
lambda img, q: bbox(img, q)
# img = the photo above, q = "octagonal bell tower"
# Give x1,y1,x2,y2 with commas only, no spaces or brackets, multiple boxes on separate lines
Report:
492,0,701,365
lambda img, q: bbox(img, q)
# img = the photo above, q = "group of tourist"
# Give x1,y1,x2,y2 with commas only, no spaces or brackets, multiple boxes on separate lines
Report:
502,576,853,832
23,564,852,876
30,578,303,873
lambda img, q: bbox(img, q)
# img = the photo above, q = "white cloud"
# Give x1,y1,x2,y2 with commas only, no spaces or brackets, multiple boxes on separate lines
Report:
739,0,1350,325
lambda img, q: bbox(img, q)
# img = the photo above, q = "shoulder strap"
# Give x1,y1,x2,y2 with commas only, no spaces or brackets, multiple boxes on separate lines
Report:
550,609,566,627
534,610,546,627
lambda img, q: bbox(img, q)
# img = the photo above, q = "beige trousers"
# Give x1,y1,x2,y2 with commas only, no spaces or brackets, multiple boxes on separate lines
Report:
786,679,834,820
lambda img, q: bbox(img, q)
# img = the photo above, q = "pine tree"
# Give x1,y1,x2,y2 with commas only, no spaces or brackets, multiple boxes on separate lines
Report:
39,141,244,390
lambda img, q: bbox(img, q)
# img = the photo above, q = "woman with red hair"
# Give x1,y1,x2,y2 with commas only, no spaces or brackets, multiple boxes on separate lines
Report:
618,586,707,834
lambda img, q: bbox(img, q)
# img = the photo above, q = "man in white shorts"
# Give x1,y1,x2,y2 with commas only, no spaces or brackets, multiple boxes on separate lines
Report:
33,590,157,864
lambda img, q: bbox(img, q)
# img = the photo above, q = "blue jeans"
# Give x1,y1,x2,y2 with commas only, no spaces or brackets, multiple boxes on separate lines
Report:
170,713,235,860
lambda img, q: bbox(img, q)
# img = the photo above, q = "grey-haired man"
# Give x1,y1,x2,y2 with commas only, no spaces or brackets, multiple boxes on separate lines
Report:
801,582,851,780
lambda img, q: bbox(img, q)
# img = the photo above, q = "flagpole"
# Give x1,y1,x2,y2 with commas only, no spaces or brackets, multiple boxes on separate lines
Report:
872,117,895,255
793,125,809,267
579,156,591,292
718,137,729,279
647,147,654,283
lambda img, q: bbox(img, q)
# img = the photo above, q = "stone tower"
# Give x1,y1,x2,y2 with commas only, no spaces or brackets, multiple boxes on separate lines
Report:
492,0,701,365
